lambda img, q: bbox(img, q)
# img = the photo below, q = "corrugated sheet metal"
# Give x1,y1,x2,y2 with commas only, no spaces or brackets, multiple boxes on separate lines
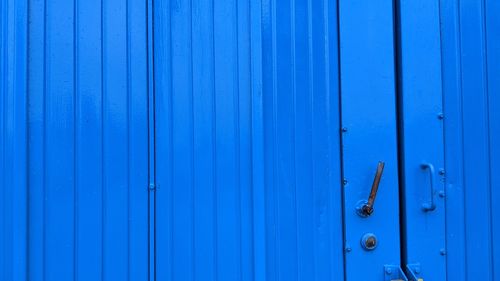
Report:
2,0,151,280
1,0,499,280
441,0,500,280
154,0,343,280
1,0,28,280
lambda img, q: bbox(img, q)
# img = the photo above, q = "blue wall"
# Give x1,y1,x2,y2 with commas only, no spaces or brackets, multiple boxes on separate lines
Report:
1,0,499,280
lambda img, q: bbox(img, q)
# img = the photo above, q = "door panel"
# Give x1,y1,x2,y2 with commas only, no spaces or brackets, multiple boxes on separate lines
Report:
339,0,403,280
398,0,447,279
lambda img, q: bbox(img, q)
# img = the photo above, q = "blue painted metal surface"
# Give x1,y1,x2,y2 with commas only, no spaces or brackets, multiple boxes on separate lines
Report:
339,0,402,280
440,0,500,280
397,0,447,280
1,0,151,279
154,0,344,280
1,0,499,280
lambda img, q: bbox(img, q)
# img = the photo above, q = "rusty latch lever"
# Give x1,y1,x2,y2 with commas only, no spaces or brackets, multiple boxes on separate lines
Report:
360,161,385,217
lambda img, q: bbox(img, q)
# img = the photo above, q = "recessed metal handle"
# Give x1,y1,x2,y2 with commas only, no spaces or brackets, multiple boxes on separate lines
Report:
421,163,437,212
359,161,385,217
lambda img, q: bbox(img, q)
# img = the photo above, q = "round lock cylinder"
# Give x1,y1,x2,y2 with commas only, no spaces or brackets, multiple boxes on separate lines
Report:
361,233,378,251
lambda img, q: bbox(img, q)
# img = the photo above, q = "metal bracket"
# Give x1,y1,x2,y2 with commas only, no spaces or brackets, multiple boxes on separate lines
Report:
384,265,408,281
406,263,424,281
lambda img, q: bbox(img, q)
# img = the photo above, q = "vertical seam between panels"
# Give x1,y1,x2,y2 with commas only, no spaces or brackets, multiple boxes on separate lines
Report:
335,0,346,278
147,0,157,279
481,0,494,277
436,0,449,278
306,0,316,277
456,0,468,277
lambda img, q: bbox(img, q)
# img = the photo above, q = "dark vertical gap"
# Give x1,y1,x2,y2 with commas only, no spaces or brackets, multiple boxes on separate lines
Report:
334,0,347,280
392,0,408,273
146,0,156,279
480,0,494,277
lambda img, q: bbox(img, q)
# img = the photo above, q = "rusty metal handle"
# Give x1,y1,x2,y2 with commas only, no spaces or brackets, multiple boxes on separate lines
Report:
421,163,437,212
360,161,385,217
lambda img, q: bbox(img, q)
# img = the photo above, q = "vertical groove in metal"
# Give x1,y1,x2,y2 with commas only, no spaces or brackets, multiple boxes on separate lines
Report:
485,0,500,278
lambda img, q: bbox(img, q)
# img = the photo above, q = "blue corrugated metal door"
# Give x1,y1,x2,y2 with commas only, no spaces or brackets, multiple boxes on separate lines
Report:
339,0,405,280
153,0,407,281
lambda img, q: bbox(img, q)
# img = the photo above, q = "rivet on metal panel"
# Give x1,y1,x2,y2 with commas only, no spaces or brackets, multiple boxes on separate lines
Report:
438,190,445,198
345,243,352,253
440,249,447,256
437,113,444,120
438,169,445,176
343,179,348,186
342,127,348,133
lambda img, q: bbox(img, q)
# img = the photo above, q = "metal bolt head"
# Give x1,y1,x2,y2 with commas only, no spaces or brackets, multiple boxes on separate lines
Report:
361,233,378,251
385,267,393,275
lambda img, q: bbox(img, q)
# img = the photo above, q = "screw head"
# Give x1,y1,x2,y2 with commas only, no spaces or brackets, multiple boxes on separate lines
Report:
439,169,446,176
342,127,348,133
440,248,447,255
438,113,445,120
385,267,393,275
